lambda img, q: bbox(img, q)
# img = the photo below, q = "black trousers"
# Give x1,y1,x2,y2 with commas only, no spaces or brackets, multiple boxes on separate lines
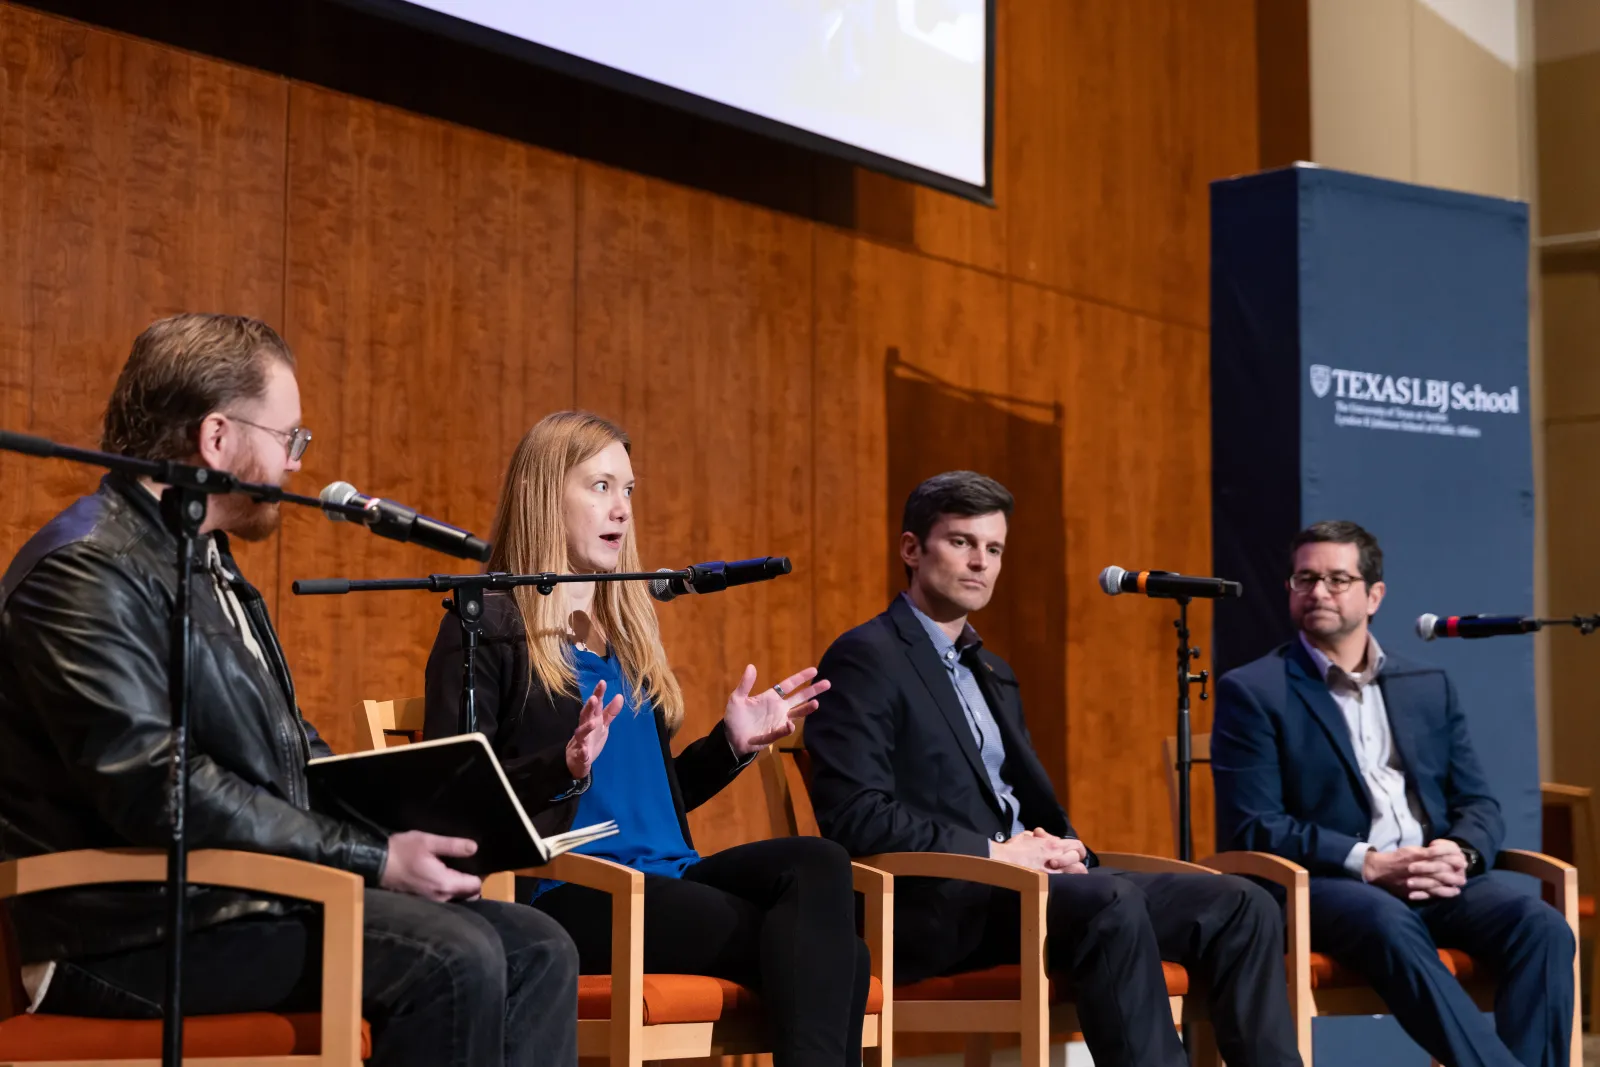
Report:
534,836,872,1067
1311,872,1575,1067
926,867,1301,1067
37,889,579,1067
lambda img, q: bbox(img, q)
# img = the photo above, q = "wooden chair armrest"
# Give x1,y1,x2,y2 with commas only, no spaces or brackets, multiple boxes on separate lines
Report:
851,861,891,897
0,849,363,1063
1095,852,1217,875
1199,850,1310,890
533,852,646,896
508,852,644,1051
1540,782,1593,802
850,863,894,996
1497,848,1578,917
1200,848,1313,1041
860,851,1044,1015
859,851,1047,894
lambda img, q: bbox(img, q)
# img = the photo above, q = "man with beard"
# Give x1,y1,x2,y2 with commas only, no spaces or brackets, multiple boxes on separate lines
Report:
806,471,1302,1067
1213,521,1574,1067
0,314,579,1067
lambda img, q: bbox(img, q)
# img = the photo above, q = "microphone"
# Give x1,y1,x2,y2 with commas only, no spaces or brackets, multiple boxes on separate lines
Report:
1415,613,1542,641
319,481,491,563
650,556,792,602
1099,566,1242,600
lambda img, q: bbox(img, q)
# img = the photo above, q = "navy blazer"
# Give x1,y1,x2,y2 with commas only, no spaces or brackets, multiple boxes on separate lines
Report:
807,596,1081,860
1212,638,1503,877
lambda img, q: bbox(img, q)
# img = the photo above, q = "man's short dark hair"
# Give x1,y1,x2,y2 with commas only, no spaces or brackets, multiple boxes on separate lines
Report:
102,313,295,462
901,471,1014,580
1290,520,1383,585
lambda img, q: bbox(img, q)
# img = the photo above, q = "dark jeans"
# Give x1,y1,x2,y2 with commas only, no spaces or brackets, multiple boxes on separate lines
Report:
1311,872,1576,1067
37,888,579,1067
935,867,1301,1067
534,836,872,1067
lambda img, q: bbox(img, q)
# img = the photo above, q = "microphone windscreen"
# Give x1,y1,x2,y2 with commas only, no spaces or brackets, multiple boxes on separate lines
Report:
319,480,360,522
649,568,679,603
1415,613,1439,641
1098,566,1126,596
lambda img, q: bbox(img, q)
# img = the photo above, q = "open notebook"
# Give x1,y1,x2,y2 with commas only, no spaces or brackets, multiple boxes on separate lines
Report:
308,733,617,877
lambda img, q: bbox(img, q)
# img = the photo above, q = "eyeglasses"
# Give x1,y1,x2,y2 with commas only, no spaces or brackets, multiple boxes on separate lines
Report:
229,415,312,462
1288,571,1361,594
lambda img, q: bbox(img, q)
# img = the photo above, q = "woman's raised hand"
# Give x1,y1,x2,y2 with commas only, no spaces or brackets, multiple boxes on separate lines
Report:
723,665,831,756
565,680,625,778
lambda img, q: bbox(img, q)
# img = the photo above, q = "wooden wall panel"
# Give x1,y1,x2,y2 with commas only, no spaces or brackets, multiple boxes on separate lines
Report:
811,230,1014,651
1005,0,1258,329
0,3,288,592
572,163,814,856
811,232,1078,804
1010,284,1214,855
277,83,576,755
1,0,1269,860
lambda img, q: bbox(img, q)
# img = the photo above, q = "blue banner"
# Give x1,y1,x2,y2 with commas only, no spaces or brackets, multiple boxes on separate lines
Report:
1211,165,1533,1065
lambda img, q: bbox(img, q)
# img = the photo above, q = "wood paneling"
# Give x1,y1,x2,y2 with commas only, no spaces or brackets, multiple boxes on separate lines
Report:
1,0,1270,857
277,83,576,755
811,230,1014,651
1010,285,1214,855
1005,0,1258,328
572,163,814,856
0,2,288,591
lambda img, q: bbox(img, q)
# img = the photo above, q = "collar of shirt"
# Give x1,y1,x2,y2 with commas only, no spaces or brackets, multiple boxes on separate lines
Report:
1299,630,1386,690
901,591,983,665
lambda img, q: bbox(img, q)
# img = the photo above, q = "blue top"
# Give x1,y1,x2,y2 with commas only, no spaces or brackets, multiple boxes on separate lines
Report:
529,647,698,901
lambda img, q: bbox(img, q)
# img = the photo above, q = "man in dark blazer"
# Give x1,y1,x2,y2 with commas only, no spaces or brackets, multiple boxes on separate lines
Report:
807,471,1301,1067
1213,520,1574,1067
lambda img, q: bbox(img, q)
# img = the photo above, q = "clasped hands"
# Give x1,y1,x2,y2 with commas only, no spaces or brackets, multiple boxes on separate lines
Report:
1363,838,1469,901
991,828,1090,874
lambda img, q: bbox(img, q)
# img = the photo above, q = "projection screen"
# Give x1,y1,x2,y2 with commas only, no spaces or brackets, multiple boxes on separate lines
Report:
347,0,994,201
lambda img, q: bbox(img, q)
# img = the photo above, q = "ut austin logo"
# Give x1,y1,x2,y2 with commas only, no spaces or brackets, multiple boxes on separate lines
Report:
1308,364,1332,398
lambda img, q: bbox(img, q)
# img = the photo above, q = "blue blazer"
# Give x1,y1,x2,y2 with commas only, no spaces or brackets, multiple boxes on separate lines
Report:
1212,638,1504,876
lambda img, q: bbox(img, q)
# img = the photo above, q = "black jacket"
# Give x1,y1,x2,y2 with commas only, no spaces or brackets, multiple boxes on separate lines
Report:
422,592,750,847
0,475,387,963
807,595,1087,981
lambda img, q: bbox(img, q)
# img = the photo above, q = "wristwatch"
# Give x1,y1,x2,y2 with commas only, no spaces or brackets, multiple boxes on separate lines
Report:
1450,840,1484,877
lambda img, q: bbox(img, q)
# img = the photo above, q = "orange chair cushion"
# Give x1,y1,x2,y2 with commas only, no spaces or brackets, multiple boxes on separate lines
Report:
0,1012,372,1060
896,962,1189,1001
577,975,885,1025
1308,948,1481,989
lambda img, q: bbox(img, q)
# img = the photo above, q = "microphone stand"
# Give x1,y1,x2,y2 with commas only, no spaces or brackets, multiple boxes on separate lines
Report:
292,570,691,735
0,430,371,1067
1172,598,1209,863
1531,616,1600,635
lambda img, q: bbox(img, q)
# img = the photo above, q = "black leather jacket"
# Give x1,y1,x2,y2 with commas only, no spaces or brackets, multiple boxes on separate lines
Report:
0,474,387,962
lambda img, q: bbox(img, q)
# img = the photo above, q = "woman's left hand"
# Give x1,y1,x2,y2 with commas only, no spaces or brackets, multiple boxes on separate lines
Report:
723,665,831,756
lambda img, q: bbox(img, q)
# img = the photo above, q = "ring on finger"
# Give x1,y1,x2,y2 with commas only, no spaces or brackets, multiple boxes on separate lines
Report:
772,683,785,698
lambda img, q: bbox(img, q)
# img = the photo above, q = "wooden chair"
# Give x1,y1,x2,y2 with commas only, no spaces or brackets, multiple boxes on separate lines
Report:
1541,781,1598,1032
759,731,1213,1067
0,848,367,1065
357,696,428,750
1170,731,1582,1066
361,696,893,1067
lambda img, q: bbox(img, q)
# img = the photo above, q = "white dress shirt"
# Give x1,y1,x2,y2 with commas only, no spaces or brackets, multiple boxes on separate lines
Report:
1299,632,1427,877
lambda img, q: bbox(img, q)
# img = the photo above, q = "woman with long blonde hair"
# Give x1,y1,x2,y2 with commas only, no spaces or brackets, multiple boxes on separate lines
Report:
423,411,870,1067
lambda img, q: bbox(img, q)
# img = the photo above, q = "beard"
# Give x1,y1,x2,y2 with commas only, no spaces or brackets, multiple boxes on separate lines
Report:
222,451,284,543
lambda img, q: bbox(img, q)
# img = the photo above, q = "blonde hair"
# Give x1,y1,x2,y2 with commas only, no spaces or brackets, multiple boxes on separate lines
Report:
487,411,686,732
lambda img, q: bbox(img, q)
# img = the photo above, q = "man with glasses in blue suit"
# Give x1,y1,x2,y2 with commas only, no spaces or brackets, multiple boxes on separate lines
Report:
1213,520,1575,1067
